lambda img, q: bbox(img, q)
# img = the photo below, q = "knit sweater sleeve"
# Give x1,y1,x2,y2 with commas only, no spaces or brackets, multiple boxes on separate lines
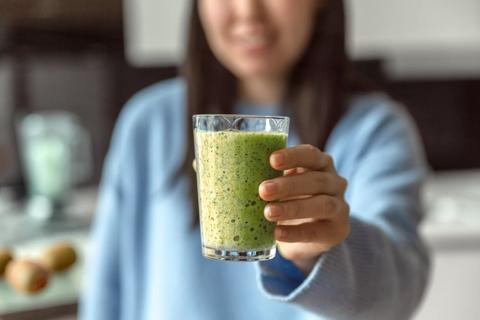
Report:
79,79,184,320
257,98,431,320
78,106,130,320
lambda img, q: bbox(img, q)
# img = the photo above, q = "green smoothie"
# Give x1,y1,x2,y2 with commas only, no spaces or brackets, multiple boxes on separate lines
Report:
195,130,287,252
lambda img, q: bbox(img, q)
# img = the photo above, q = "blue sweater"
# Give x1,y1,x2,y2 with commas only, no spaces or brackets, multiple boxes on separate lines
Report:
79,79,430,320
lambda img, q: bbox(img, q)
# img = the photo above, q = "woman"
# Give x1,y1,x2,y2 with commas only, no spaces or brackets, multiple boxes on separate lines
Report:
80,0,430,319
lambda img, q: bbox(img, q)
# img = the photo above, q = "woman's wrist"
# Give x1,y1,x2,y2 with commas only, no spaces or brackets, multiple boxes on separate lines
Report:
291,255,320,276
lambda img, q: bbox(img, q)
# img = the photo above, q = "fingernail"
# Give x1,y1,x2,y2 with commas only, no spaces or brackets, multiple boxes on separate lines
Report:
265,204,282,219
260,182,277,196
271,153,285,167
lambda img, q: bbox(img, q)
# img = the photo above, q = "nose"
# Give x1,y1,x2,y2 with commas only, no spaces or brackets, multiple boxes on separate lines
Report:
233,0,264,22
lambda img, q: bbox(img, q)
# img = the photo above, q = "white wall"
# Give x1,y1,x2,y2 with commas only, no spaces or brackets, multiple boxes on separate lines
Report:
346,0,480,57
345,0,480,78
123,0,190,66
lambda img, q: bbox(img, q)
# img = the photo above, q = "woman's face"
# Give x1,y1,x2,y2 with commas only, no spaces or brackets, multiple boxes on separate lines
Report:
199,0,323,82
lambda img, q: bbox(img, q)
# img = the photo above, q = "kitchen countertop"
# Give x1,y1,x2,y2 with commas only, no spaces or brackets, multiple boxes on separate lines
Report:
421,170,480,249
0,187,96,318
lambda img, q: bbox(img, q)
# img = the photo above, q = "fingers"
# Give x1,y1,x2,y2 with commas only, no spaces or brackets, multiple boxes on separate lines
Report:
192,159,197,172
271,144,335,172
283,167,309,176
264,195,343,222
259,171,347,201
274,216,350,243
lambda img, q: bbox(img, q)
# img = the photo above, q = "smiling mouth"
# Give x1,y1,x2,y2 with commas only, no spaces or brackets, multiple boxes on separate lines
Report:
239,34,268,46
234,33,273,53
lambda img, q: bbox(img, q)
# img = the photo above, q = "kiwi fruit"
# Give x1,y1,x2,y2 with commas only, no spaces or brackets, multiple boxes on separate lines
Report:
0,248,13,277
40,242,77,272
6,260,49,294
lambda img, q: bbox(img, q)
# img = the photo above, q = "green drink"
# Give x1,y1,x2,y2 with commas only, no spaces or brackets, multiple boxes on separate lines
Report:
193,115,289,261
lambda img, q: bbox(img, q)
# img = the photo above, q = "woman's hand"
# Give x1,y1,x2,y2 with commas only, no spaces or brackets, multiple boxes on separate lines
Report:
259,144,350,275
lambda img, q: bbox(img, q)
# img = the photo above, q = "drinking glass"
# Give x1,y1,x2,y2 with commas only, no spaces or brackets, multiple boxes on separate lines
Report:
193,114,289,261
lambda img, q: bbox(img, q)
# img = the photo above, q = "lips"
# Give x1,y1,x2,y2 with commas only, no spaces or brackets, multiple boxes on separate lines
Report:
237,34,268,46
233,32,273,54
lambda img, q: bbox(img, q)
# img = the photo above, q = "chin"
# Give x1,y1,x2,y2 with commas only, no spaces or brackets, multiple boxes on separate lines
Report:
232,63,281,81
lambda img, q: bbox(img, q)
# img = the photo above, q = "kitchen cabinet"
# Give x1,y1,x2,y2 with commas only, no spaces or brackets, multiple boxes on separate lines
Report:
415,170,480,320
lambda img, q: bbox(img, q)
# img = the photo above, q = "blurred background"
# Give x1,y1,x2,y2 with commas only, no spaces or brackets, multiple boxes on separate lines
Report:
0,0,479,319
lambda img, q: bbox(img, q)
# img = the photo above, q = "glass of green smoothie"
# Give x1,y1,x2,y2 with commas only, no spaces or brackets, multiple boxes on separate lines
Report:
193,114,289,261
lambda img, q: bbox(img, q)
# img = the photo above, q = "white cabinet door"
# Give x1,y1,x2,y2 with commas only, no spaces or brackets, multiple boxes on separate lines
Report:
414,248,480,319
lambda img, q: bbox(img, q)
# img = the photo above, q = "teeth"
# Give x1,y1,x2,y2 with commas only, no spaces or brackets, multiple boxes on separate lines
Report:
241,35,266,46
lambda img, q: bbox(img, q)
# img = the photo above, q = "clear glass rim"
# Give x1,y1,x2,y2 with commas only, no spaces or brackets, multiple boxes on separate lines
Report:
193,114,289,121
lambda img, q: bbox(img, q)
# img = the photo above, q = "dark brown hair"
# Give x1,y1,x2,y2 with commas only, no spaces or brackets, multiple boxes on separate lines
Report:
180,0,361,226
